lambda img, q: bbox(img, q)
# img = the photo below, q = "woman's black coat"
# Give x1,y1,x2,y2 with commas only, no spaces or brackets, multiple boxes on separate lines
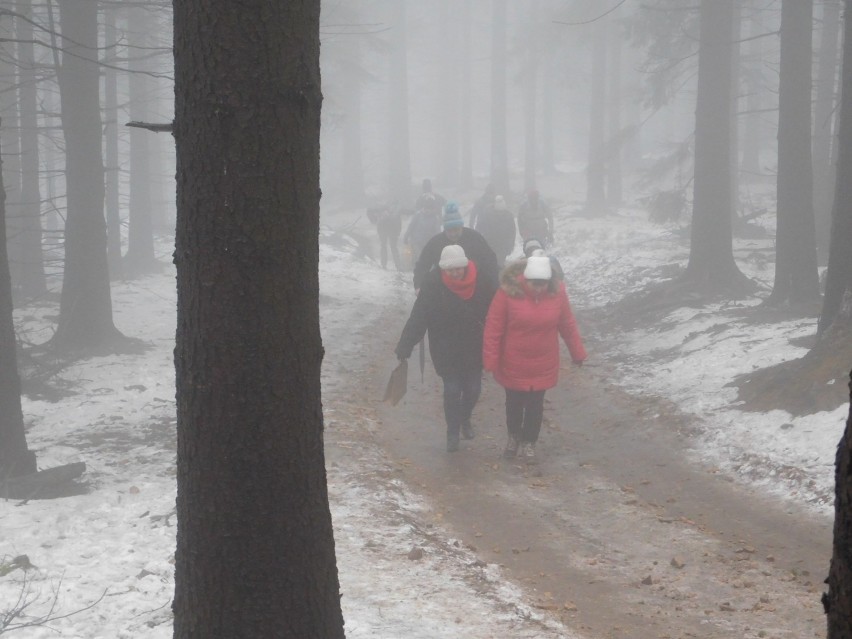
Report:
395,268,493,377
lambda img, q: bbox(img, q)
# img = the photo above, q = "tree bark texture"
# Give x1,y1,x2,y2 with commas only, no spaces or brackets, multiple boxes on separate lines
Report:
818,0,852,335
0,121,36,478
685,0,744,289
104,5,123,280
55,0,119,349
172,1,344,637
770,0,820,306
825,371,852,637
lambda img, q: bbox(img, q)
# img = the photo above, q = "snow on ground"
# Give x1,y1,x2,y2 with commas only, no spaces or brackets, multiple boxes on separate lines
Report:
0,195,845,636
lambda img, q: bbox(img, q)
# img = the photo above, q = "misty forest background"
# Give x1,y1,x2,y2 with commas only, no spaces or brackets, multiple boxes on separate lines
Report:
5,0,852,636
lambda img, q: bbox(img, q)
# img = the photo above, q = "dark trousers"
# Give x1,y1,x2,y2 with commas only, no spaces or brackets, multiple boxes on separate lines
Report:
378,224,401,270
505,388,546,443
441,368,482,438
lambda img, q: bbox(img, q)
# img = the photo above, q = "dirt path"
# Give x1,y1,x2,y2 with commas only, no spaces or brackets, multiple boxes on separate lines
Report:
345,298,830,639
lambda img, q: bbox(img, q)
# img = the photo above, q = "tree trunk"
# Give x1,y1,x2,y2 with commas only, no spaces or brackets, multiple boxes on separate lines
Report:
14,0,47,299
825,370,852,637
459,0,473,189
769,0,820,307
741,0,764,178
54,0,120,350
172,1,344,636
607,14,623,208
341,11,366,206
438,0,460,189
818,0,852,336
489,0,510,195
523,3,539,192
1,13,23,298
124,6,158,275
103,4,123,280
0,120,36,479
388,0,412,204
586,16,607,215
684,0,746,291
813,0,842,263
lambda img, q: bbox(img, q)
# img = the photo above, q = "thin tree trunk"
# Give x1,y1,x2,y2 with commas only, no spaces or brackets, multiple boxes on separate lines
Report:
172,0,344,635
490,0,510,195
460,0,473,189
607,14,623,207
388,0,412,204
104,4,123,280
14,0,47,298
586,17,607,215
523,3,538,192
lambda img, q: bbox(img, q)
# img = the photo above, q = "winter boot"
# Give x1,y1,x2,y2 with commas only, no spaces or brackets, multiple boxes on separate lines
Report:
461,420,475,440
520,441,537,463
503,434,519,459
447,433,460,453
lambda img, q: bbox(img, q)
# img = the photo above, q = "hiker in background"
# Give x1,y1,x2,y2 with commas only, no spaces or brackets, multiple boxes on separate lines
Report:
483,254,586,463
395,245,492,452
474,194,517,267
367,203,403,270
522,237,564,282
403,193,442,267
517,189,554,248
468,183,496,228
414,178,446,213
413,201,499,299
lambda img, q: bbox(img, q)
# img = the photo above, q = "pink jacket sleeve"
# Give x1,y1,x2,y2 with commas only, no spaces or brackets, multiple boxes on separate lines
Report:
557,284,587,363
482,289,508,372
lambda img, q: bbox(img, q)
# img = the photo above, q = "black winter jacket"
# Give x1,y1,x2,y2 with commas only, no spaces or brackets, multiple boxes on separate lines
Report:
395,268,493,377
412,227,499,298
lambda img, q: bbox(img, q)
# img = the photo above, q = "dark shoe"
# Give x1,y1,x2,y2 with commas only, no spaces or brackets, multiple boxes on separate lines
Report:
447,434,460,452
461,420,475,440
503,435,519,459
520,442,537,463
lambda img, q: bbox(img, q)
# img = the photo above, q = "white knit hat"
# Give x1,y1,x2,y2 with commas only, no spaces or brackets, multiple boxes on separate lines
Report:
439,244,468,270
524,255,552,281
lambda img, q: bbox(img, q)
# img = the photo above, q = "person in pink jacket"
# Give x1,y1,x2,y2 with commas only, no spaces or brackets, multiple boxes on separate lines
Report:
482,255,587,462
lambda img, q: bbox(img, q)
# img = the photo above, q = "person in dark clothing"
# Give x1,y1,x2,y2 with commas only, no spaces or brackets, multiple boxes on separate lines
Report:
474,194,517,266
414,178,446,213
395,245,493,452
367,205,403,270
403,193,442,267
517,189,554,247
413,201,499,299
468,183,496,228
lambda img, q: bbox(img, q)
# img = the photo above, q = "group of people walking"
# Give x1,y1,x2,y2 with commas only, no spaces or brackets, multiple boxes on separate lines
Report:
394,195,586,461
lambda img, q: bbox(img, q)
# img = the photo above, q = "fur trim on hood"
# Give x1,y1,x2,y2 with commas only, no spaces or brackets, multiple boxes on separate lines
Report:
499,259,558,298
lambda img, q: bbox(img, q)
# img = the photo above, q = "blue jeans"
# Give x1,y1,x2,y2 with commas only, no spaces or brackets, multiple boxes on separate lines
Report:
441,368,482,438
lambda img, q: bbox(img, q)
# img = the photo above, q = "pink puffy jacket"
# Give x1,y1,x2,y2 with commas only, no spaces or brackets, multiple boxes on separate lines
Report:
483,261,586,391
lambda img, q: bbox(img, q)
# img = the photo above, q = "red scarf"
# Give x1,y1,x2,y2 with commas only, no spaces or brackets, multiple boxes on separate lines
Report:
442,260,477,300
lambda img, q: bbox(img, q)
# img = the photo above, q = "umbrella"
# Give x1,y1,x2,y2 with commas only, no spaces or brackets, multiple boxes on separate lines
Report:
383,359,408,406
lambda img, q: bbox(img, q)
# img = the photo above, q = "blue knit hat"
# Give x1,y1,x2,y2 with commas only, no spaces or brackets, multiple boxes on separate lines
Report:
442,201,463,229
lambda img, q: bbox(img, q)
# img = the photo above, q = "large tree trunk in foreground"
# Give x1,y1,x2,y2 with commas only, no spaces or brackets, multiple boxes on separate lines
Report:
171,1,344,636
0,122,36,478
825,370,852,637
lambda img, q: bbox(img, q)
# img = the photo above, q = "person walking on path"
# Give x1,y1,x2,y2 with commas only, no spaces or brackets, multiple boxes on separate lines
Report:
474,194,517,266
517,189,554,247
483,255,587,462
413,201,499,299
403,193,442,268
395,245,493,452
367,204,403,270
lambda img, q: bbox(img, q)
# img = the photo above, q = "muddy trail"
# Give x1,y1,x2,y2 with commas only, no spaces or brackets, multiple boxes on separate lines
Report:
335,290,830,639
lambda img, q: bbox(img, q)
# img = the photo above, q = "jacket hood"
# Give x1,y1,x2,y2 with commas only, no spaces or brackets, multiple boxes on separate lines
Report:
499,259,558,298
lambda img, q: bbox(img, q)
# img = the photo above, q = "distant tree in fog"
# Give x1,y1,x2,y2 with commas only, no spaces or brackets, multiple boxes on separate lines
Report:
0,124,36,479
171,0,344,635
768,0,819,308
585,15,607,215
490,0,510,195
684,0,749,292
387,0,413,204
818,0,852,337
54,0,122,350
